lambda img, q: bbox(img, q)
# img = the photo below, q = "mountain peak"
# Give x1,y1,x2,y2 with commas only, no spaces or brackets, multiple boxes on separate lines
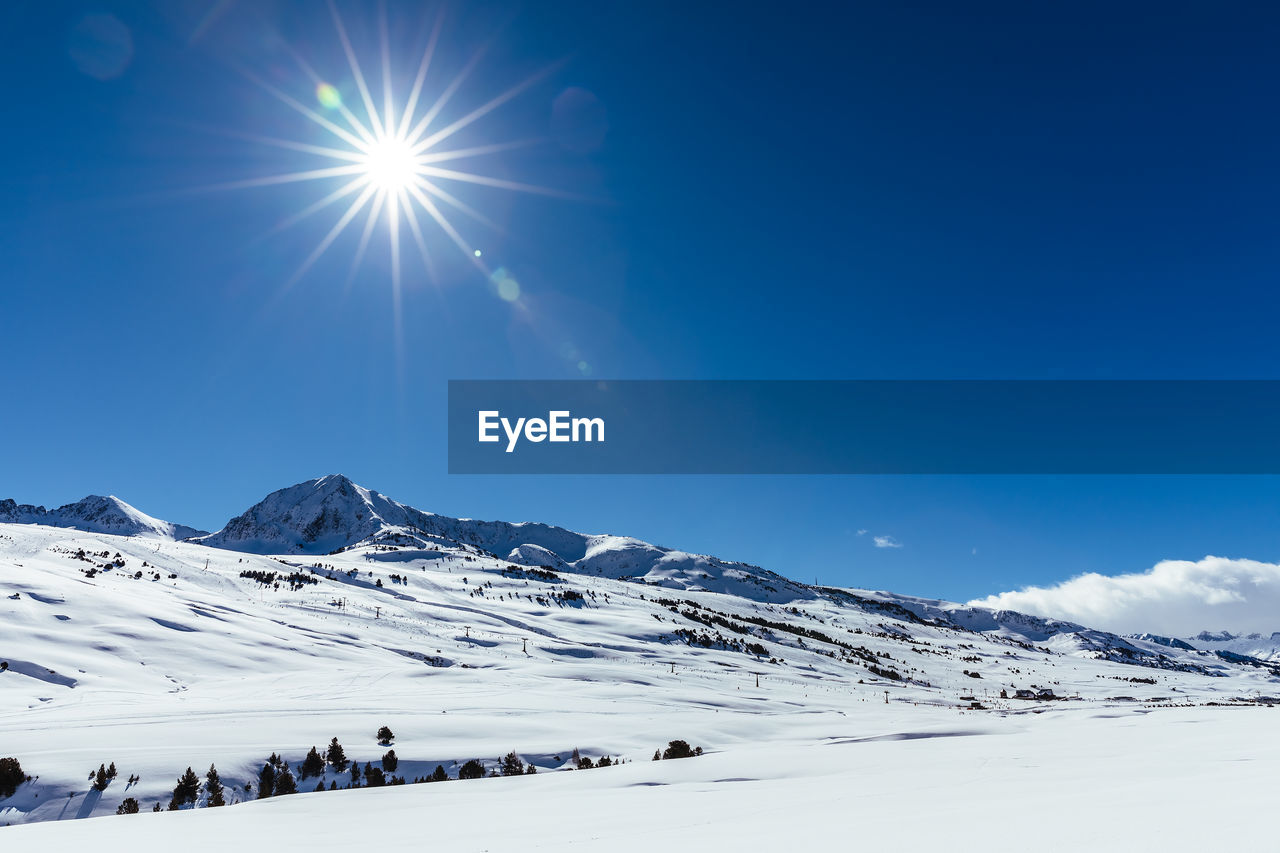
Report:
192,475,419,555
0,493,206,539
313,473,358,490
192,477,811,601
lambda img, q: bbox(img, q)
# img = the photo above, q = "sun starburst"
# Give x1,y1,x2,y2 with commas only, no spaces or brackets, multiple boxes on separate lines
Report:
229,1,565,299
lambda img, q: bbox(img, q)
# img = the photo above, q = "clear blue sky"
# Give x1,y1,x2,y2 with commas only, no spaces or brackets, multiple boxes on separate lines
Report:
5,0,1280,602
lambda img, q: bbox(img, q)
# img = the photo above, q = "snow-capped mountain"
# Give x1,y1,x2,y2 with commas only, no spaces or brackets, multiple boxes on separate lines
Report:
0,495,205,540
830,590,1266,672
194,474,810,601
192,474,441,554
182,475,1280,667
1172,630,1280,662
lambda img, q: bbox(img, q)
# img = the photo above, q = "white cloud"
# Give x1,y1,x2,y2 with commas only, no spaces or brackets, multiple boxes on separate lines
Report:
873,535,902,549
856,529,868,536
970,556,1280,636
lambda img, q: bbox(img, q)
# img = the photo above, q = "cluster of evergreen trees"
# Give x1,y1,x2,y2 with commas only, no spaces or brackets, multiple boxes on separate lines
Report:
98,723,637,817
89,762,118,791
276,734,408,793
238,569,318,591
167,765,226,810
652,740,702,760
557,748,617,771
255,754,299,799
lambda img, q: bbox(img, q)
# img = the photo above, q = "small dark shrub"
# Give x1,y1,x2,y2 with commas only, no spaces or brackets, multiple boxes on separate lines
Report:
662,740,697,760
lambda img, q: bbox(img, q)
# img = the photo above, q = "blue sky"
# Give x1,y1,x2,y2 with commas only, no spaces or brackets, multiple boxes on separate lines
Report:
4,1,1280,603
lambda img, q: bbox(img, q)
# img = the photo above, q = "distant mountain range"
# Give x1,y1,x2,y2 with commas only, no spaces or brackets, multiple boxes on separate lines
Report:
3,475,1277,659
1132,630,1280,662
189,474,810,603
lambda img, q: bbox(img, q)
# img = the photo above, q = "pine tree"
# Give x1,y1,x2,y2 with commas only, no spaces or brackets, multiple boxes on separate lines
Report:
274,765,297,796
376,725,395,745
500,751,523,777
257,763,276,799
106,762,118,780
458,759,485,780
326,737,349,772
314,781,325,793
171,766,201,807
205,765,224,806
300,746,325,780
429,765,449,782
93,764,109,792
364,765,386,787
116,797,139,815
381,749,398,773
350,762,361,785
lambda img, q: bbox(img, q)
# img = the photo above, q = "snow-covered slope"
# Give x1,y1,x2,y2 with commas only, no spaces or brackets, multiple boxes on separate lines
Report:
2,478,1279,845
0,495,205,540
9,704,1279,853
194,475,810,601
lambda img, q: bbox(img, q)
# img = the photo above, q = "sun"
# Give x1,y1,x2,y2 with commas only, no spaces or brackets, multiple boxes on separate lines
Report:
223,2,568,294
361,136,418,193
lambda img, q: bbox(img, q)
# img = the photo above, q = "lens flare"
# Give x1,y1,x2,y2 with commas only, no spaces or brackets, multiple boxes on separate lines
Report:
315,83,342,110
491,267,520,302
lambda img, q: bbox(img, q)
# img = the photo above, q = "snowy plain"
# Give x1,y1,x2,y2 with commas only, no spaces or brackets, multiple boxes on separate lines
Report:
2,477,1277,851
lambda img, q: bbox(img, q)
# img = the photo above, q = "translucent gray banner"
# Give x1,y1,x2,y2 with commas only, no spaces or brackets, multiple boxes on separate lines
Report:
447,380,1280,474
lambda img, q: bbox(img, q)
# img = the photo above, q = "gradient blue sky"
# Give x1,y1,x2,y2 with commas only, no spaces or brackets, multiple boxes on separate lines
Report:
5,1,1280,602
